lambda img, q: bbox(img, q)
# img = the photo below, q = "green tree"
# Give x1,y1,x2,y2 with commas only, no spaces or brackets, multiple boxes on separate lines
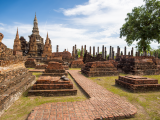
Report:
120,0,160,52
76,48,85,57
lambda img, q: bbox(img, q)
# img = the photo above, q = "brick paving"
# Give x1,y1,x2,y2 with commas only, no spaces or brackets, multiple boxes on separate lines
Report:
27,70,137,120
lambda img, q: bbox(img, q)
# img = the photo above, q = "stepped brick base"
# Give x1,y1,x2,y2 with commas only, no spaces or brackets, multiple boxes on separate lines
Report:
0,72,35,116
115,76,160,92
28,76,77,97
81,61,119,77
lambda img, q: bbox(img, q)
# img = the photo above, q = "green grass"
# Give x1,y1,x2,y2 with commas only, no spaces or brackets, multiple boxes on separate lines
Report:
69,68,81,70
0,72,87,120
27,68,34,69
89,73,160,120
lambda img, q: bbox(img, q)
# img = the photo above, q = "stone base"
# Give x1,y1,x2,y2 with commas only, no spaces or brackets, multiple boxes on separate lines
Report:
28,89,77,97
82,70,119,77
28,76,77,97
42,72,68,77
0,73,36,117
115,76,160,92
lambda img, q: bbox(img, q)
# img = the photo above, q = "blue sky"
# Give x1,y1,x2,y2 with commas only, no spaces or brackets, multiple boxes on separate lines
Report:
0,0,159,54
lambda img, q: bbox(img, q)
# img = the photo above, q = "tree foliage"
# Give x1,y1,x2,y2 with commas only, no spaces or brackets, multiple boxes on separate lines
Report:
120,0,160,52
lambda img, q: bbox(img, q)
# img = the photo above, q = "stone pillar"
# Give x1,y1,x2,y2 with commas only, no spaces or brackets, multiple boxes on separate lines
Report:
93,46,95,57
72,46,75,57
81,45,83,57
128,51,130,56
150,51,151,56
105,47,106,60
136,52,138,56
113,51,114,60
89,46,91,55
118,47,120,56
124,46,126,55
117,46,119,57
109,46,112,60
84,45,86,54
131,47,133,56
97,46,99,54
56,45,59,52
121,51,123,55
75,49,77,59
112,47,114,60
75,44,77,54
138,51,140,56
96,52,97,56
102,45,104,59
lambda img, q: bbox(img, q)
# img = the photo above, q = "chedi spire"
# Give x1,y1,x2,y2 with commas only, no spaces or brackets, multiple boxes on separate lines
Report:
13,27,22,54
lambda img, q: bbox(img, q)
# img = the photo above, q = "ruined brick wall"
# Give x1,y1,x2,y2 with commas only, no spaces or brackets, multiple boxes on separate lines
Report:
0,42,27,67
0,67,36,116
25,58,37,68
117,56,159,75
83,52,106,63
52,51,74,63
70,60,84,68
35,64,47,69
81,61,119,77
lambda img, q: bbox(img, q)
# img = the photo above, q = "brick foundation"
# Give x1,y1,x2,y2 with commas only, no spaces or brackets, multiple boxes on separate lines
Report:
81,61,119,77
115,76,160,92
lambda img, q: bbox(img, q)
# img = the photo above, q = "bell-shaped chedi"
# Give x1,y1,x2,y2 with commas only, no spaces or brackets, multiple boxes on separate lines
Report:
13,28,22,55
42,32,52,58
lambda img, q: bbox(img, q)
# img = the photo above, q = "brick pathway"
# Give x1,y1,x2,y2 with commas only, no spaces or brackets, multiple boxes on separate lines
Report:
27,70,137,120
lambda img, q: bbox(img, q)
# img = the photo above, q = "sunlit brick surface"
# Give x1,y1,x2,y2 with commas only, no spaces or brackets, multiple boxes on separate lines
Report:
27,70,137,120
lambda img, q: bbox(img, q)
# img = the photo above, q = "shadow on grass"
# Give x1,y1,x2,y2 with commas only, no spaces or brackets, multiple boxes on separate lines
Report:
112,84,133,93
68,72,90,99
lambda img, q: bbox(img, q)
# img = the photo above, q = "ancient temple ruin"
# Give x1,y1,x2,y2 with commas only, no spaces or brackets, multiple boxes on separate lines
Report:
28,13,44,57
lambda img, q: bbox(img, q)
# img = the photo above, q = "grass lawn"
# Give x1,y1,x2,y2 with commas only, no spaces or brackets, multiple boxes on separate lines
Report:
0,70,87,120
88,73,160,120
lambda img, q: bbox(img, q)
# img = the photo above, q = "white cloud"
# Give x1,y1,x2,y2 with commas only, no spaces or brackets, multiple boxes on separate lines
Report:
1,0,160,56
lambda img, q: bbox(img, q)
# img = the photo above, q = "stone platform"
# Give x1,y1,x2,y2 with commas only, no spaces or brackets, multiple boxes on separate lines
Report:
28,69,45,73
27,70,137,120
81,61,119,77
115,76,160,92
28,76,77,96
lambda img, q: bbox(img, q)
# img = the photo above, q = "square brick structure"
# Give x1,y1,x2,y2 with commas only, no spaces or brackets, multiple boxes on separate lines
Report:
70,59,84,68
117,56,159,75
81,61,119,77
25,58,37,68
115,76,160,92
28,76,77,96
42,61,68,77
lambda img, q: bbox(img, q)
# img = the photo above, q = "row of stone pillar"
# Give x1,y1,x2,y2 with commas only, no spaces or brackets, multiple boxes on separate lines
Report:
57,44,158,58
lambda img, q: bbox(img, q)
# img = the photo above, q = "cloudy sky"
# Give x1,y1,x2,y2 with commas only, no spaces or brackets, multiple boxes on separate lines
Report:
0,0,159,55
